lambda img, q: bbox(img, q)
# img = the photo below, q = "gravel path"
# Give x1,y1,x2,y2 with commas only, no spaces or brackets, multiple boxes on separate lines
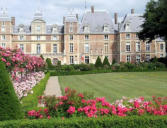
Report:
44,76,62,97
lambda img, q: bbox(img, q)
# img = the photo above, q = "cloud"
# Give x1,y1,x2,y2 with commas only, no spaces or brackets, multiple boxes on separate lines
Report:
0,0,150,25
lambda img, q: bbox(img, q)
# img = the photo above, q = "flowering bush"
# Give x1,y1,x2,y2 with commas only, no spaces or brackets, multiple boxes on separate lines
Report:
27,88,167,119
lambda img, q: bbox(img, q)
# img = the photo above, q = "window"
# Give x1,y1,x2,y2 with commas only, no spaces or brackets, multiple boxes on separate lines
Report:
104,43,108,54
84,26,89,33
145,54,150,62
136,55,141,63
136,42,140,52
126,55,131,62
36,26,41,32
2,21,5,26
52,27,58,33
126,42,131,52
1,26,5,32
1,43,6,48
160,44,164,51
70,35,73,40
19,27,24,33
70,56,74,64
20,44,24,51
19,35,24,40
160,54,164,58
69,23,73,33
104,25,109,32
146,42,150,52
104,35,109,40
126,33,130,39
1,35,5,40
53,44,57,53
37,35,40,40
36,44,41,54
85,56,89,64
52,35,57,40
136,34,138,39
84,43,89,53
85,35,89,40
70,43,73,53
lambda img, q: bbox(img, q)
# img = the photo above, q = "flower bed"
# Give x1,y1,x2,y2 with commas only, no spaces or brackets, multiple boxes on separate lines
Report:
27,88,167,119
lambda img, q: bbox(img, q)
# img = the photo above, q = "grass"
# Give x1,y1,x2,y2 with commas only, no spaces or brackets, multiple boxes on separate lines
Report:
58,72,167,102
21,73,50,111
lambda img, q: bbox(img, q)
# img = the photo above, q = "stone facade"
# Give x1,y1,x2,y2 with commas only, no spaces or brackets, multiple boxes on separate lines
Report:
0,7,166,65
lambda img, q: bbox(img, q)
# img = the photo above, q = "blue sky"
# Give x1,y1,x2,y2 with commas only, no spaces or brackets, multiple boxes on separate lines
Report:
0,0,150,25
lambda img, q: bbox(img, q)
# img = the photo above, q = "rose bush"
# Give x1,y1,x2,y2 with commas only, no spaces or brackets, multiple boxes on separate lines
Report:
27,88,167,119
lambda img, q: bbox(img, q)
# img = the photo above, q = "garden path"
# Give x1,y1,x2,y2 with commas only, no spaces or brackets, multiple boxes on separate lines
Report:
44,76,62,97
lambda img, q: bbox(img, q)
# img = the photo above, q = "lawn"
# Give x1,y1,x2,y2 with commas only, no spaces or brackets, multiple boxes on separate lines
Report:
58,72,167,102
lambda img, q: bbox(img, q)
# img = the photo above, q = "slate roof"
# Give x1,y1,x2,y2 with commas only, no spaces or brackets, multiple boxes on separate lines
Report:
79,11,115,34
120,14,144,33
65,15,78,22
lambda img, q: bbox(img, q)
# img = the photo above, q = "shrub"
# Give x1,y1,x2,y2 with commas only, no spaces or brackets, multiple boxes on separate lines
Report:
103,56,110,67
46,58,53,68
21,73,50,111
1,116,167,128
0,61,23,121
95,56,103,68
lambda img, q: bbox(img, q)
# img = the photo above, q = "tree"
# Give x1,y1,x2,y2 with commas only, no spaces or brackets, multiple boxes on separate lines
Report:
103,56,110,66
95,56,103,68
46,58,53,68
138,0,167,42
0,61,23,121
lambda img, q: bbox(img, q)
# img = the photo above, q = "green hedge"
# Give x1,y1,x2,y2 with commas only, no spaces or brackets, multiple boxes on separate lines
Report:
21,73,50,111
0,116,167,128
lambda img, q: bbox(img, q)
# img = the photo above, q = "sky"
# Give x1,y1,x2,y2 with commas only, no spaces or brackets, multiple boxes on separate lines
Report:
0,0,150,25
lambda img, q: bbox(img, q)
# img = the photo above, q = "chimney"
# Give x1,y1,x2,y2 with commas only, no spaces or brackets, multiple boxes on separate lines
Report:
131,9,135,14
91,6,94,13
114,13,118,24
63,16,65,24
11,17,15,25
76,14,78,20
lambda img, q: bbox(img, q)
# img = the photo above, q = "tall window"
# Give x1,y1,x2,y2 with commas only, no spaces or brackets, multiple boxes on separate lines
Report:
104,35,109,40
136,55,141,63
145,54,150,62
1,35,6,40
36,26,41,32
70,43,73,53
104,43,108,53
126,55,131,62
19,35,24,40
53,44,57,53
70,35,73,40
52,35,57,40
85,35,89,40
20,44,24,51
36,44,41,54
69,23,73,33
85,56,89,64
70,56,74,64
37,35,40,40
136,42,140,52
160,54,164,58
136,33,138,39
1,26,5,32
1,43,6,48
2,21,5,26
126,33,130,39
126,42,131,52
160,44,164,51
146,42,150,52
84,43,89,53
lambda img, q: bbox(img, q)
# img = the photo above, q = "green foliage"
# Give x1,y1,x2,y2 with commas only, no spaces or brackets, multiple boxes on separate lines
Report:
0,61,23,121
1,116,167,128
95,56,103,68
103,56,110,67
21,73,50,111
46,58,53,68
138,0,167,41
40,55,44,60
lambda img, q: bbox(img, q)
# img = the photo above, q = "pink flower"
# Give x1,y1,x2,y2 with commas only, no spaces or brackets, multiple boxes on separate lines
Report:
134,101,140,108
67,106,75,115
1,58,6,62
78,93,84,98
138,109,145,115
47,116,51,119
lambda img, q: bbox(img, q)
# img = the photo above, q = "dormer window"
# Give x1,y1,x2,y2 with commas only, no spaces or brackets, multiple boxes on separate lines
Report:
36,26,41,32
19,27,24,33
84,25,89,33
103,24,109,32
69,23,73,33
52,27,58,34
124,23,130,30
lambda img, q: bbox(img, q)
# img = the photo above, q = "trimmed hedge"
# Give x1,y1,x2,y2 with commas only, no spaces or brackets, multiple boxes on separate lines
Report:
0,61,23,121
21,73,50,111
0,116,167,128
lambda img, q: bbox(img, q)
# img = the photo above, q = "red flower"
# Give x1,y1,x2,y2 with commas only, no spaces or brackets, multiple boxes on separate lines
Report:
67,106,75,115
